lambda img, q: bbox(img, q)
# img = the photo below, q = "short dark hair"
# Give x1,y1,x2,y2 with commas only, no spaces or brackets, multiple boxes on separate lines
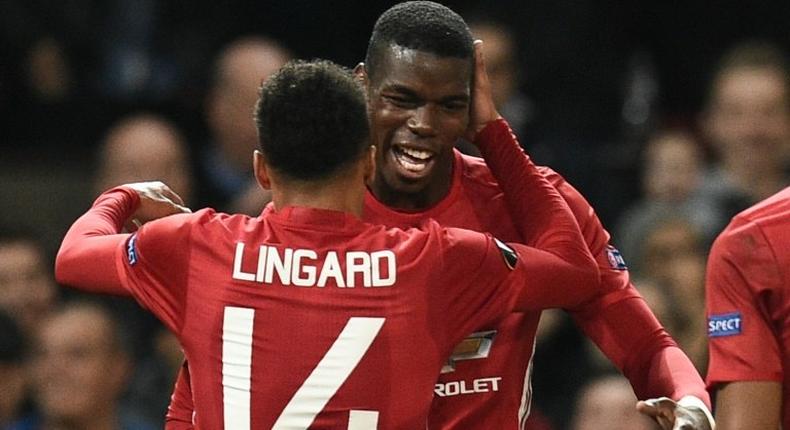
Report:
254,59,369,181
365,1,474,80
707,39,790,107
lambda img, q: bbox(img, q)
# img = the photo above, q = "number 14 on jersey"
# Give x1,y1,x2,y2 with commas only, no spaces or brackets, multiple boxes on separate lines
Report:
222,306,385,429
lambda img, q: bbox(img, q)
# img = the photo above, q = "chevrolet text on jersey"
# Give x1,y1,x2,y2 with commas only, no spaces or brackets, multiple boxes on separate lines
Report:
232,242,397,288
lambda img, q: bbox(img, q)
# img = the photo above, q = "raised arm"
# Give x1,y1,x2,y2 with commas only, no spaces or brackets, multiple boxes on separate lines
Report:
55,182,189,294
465,41,598,309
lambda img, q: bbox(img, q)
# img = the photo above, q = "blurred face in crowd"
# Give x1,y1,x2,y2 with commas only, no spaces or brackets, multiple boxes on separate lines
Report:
705,66,790,175
470,23,518,109
96,115,193,204
642,219,706,308
363,45,471,208
0,313,26,427
0,240,56,335
643,131,702,202
32,305,130,425
208,39,290,171
572,376,655,430
0,360,26,426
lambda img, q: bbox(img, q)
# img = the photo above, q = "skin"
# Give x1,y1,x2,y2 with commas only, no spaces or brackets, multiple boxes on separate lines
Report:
0,240,56,335
469,22,518,109
359,41,498,210
253,148,376,218
703,67,790,200
573,376,655,430
714,381,782,429
96,115,193,204
208,38,290,172
32,305,130,430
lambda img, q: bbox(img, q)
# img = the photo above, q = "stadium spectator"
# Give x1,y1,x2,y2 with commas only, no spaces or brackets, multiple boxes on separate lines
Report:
0,230,57,337
24,300,156,430
197,37,290,212
95,114,194,205
468,19,535,144
698,40,790,221
706,186,790,429
571,374,656,430
0,310,33,429
637,216,708,372
617,129,723,259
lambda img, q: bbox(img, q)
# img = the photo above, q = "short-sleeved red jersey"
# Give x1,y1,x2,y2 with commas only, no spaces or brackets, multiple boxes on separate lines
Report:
706,186,790,427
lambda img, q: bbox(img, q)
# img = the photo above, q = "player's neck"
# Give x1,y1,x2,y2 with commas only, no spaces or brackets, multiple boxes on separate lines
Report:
271,175,365,218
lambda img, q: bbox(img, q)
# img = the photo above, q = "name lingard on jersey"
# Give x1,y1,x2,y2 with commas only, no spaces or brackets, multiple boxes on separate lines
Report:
232,242,396,288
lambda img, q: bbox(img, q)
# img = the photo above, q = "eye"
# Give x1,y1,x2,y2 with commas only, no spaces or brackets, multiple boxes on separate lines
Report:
442,101,468,112
384,95,418,108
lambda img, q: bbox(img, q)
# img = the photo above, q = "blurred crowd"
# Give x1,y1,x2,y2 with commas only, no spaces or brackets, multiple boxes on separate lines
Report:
1,1,788,429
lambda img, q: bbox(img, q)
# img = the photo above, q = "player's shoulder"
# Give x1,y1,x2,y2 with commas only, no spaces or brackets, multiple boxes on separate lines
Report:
734,187,790,227
379,218,489,255
717,187,790,255
145,207,256,239
456,151,496,187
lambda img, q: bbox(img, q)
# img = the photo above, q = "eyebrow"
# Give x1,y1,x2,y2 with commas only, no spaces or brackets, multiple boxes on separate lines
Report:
383,84,470,103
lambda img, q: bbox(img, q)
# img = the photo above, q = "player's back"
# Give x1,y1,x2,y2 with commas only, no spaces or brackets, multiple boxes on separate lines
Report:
172,205,520,429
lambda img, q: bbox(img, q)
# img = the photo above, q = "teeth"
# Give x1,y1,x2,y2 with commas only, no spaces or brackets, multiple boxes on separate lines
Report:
398,157,427,172
401,147,432,160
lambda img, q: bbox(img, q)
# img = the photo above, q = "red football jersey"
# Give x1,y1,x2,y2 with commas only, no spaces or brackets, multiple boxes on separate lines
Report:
57,120,602,429
706,186,790,427
162,120,707,429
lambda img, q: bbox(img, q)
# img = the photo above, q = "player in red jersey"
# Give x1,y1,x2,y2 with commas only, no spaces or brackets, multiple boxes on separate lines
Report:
165,2,714,429
56,60,601,429
706,186,790,429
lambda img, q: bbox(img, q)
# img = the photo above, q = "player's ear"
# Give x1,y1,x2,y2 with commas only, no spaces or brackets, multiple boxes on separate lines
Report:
353,62,368,90
253,150,272,190
363,145,376,185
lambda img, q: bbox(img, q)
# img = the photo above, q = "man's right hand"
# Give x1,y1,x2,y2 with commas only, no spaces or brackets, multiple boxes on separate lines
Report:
123,181,191,230
465,39,503,143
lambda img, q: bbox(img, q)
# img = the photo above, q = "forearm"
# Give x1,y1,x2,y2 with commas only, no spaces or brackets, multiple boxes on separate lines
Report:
55,188,139,295
573,292,709,406
475,120,598,295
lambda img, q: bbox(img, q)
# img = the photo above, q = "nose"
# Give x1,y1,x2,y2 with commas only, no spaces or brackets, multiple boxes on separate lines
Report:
407,106,438,137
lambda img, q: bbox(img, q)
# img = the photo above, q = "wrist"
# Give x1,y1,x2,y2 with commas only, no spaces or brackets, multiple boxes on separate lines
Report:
473,117,512,149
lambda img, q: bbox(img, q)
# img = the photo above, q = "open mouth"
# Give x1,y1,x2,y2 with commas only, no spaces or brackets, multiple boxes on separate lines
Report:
391,144,436,178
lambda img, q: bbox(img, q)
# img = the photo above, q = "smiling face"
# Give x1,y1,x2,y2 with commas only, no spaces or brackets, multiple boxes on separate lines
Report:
365,45,472,209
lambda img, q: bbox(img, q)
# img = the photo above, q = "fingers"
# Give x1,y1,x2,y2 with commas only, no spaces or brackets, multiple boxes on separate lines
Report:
637,399,676,429
636,400,660,417
157,183,187,208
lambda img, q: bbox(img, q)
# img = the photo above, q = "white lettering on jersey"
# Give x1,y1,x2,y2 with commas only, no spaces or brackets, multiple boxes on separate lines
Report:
232,243,396,288
434,377,502,397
